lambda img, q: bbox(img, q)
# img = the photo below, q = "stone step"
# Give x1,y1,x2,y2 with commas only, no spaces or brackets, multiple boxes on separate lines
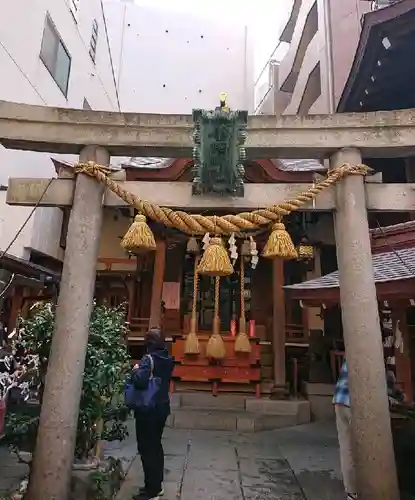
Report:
171,392,310,418
167,408,303,432
178,392,248,410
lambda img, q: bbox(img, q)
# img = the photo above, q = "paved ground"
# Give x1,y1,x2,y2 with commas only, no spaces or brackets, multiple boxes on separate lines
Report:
110,420,345,500
0,447,29,496
0,420,344,499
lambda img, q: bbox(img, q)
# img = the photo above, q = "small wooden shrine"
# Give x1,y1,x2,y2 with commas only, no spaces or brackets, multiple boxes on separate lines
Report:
286,220,415,403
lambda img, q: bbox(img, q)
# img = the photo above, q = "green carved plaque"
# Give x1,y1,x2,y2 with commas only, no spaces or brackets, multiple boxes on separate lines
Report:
192,99,248,197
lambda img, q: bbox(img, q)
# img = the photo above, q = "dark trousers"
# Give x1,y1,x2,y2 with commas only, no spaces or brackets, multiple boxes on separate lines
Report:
135,412,167,495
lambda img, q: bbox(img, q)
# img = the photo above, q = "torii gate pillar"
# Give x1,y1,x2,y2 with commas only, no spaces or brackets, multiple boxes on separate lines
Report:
331,148,399,500
26,146,108,500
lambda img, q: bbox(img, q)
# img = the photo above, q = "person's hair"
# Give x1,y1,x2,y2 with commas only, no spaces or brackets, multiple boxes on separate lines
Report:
145,327,165,352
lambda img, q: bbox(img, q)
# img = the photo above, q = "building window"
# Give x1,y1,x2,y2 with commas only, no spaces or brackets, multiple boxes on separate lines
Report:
69,0,80,18
89,19,98,63
40,15,71,96
83,98,92,110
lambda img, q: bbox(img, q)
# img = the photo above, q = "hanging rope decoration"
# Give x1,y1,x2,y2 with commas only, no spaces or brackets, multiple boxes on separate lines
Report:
206,277,226,360
197,235,234,276
184,255,200,354
74,162,371,265
121,214,156,253
234,258,251,353
262,220,298,260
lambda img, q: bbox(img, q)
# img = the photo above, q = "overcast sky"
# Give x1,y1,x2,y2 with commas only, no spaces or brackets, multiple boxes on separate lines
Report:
131,0,294,78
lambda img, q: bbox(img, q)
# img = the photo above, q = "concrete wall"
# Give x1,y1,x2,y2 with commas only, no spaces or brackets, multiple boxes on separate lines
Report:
0,0,119,259
103,1,255,113
98,209,131,262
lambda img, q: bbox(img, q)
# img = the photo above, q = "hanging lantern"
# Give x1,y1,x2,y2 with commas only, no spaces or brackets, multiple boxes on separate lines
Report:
197,237,234,277
186,236,200,254
121,214,156,254
296,238,315,261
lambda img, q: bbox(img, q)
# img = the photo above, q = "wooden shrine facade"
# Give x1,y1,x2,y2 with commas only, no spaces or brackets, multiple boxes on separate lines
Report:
92,157,314,396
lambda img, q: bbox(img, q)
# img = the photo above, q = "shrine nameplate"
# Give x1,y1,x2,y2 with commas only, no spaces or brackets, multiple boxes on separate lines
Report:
192,105,248,197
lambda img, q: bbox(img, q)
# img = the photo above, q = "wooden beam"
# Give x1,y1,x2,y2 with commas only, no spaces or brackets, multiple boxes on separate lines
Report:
149,240,166,328
6,178,415,212
3,101,415,158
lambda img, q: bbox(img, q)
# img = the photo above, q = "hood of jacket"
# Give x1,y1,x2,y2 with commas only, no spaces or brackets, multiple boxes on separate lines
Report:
148,348,174,379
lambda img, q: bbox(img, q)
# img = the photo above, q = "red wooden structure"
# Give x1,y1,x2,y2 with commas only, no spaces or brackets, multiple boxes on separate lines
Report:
171,335,261,397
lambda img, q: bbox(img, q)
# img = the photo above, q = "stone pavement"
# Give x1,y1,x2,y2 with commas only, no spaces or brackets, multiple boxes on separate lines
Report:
0,447,29,496
0,420,344,499
112,420,345,500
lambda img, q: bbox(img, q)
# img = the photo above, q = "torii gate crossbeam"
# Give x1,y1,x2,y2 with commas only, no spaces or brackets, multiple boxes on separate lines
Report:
1,100,415,158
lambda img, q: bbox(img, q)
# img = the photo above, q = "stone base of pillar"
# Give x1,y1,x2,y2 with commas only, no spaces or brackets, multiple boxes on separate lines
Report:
270,383,290,400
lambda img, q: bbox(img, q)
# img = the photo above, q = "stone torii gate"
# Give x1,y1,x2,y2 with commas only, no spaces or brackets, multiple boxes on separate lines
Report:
2,101,415,500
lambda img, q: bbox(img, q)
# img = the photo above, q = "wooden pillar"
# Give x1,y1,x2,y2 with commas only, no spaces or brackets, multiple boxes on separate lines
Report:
7,286,23,334
271,258,288,398
332,148,399,500
126,262,138,325
393,307,413,403
149,239,166,328
27,146,108,500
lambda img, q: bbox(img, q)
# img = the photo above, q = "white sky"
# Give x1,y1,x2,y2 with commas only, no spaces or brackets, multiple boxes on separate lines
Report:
130,0,294,78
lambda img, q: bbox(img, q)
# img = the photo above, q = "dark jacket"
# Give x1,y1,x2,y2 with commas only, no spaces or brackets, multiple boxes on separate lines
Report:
131,348,174,416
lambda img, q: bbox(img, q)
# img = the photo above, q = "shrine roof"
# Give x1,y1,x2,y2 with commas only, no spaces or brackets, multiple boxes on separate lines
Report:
284,246,415,291
338,0,415,112
121,157,324,172
0,252,60,281
370,220,415,237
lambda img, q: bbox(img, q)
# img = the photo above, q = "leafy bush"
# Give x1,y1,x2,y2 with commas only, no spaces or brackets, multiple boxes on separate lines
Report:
4,302,131,461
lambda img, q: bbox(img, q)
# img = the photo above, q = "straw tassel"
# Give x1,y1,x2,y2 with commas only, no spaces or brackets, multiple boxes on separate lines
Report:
197,237,234,277
184,256,200,354
206,277,226,360
262,221,297,260
121,214,156,253
234,258,251,353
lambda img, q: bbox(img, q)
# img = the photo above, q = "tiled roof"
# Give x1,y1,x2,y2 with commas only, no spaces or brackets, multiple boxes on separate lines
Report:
122,157,325,172
285,247,415,290
370,220,415,236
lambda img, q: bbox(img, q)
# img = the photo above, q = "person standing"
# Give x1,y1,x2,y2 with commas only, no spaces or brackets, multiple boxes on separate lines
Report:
333,359,404,500
132,328,174,500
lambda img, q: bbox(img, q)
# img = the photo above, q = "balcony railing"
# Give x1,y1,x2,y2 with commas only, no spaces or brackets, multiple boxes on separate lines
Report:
371,0,402,10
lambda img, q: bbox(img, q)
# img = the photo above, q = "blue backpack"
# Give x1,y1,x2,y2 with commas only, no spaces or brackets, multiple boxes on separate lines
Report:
124,355,161,411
